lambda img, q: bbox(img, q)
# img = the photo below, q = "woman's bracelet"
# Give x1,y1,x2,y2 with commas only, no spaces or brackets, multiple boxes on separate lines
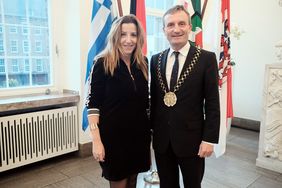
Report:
89,123,99,131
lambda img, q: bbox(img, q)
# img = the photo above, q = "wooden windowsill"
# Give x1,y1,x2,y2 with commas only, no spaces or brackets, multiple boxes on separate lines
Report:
0,90,80,113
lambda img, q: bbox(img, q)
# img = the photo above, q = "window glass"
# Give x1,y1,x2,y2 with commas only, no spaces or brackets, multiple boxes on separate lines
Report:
145,0,171,60
22,26,28,34
0,58,5,72
23,40,29,53
9,26,17,33
0,39,4,52
0,0,50,89
10,40,18,53
145,0,173,10
24,59,29,72
11,58,19,73
35,40,42,52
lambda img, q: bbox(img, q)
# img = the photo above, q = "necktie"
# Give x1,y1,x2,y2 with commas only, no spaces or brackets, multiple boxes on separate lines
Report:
170,51,179,91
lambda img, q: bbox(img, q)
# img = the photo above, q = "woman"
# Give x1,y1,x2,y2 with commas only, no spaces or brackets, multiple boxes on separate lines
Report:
86,15,151,188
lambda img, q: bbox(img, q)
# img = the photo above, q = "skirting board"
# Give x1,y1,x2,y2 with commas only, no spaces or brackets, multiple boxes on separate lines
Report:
78,142,92,157
231,117,260,132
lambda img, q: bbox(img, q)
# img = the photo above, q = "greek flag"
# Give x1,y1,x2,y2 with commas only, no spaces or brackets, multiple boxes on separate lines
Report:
82,0,115,131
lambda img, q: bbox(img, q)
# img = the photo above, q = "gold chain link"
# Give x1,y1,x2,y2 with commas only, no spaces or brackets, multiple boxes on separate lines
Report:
156,48,201,94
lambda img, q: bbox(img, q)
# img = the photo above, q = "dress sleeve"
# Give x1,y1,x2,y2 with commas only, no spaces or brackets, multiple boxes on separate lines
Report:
85,58,106,116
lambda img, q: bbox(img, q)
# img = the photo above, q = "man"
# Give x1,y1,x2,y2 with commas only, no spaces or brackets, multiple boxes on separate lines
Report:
150,5,220,188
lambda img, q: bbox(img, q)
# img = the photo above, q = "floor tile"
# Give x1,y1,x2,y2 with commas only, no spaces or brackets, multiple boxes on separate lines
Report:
1,127,282,188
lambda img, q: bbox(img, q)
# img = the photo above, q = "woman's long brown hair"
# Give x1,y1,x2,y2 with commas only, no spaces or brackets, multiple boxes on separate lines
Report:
95,14,148,80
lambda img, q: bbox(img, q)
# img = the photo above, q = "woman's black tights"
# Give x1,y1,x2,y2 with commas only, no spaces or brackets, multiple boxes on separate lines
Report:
109,174,138,188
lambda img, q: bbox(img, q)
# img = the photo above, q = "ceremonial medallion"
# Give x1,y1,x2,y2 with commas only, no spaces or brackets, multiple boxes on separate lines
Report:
157,48,201,107
164,92,177,107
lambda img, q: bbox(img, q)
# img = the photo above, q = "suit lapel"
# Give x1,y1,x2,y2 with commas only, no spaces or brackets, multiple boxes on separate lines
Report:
160,49,169,91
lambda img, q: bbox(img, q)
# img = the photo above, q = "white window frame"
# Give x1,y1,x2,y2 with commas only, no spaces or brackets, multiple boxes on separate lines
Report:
9,26,17,33
11,59,19,73
22,40,29,53
22,26,29,35
24,59,30,72
36,59,43,72
146,7,170,60
10,40,18,53
35,40,42,53
0,0,75,98
34,28,41,35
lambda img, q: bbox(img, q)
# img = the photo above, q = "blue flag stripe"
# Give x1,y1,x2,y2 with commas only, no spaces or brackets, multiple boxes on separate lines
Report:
82,0,113,131
85,16,112,81
92,0,112,20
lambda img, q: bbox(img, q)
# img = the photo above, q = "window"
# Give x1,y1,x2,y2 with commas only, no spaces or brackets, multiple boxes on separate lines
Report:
145,0,174,59
36,59,43,72
0,59,5,88
22,26,28,35
146,0,172,9
24,59,30,72
9,26,17,33
11,59,19,73
0,40,4,52
0,59,5,73
23,40,29,53
35,41,42,52
34,28,41,35
10,40,18,53
0,0,51,89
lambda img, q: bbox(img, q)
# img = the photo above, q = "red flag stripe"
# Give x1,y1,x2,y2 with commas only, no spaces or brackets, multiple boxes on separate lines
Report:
220,0,233,119
130,0,147,55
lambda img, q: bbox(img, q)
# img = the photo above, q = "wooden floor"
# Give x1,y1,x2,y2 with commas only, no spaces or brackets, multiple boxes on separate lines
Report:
1,127,282,188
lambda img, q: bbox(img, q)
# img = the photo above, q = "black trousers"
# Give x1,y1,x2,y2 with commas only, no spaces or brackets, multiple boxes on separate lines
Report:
155,143,205,188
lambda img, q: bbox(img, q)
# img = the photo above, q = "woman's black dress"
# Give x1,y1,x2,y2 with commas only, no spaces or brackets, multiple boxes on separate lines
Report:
87,57,151,181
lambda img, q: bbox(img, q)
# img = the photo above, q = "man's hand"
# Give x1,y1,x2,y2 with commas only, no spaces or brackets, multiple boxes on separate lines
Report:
198,142,214,158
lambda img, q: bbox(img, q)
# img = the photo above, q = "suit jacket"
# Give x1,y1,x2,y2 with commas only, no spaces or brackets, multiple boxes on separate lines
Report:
150,45,220,157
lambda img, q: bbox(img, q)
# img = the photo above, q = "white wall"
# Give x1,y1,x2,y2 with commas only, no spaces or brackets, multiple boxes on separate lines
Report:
3,0,281,144
52,0,81,91
50,0,90,144
230,0,282,121
78,0,93,144
42,0,282,144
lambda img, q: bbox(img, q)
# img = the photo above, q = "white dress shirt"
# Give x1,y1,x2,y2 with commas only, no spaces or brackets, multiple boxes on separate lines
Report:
165,42,190,90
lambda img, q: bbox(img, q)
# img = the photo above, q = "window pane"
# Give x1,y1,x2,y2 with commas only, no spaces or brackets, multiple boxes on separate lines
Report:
145,0,172,60
165,0,174,10
145,0,154,8
0,58,6,88
32,58,49,85
0,39,4,53
146,16,169,60
0,0,50,89
155,1,165,9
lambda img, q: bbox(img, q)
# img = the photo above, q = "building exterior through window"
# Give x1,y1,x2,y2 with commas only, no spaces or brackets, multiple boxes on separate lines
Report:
0,0,50,89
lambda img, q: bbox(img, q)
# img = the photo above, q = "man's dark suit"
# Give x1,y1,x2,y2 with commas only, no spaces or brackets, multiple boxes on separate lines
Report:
150,45,220,187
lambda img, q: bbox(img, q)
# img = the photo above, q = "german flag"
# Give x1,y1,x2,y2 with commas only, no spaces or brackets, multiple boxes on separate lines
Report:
130,0,147,55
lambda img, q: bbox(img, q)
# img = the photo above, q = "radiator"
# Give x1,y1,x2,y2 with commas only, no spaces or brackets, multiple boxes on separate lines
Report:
0,106,78,172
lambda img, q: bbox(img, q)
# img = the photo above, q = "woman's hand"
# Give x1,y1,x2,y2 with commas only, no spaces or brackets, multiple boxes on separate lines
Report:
92,139,105,162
